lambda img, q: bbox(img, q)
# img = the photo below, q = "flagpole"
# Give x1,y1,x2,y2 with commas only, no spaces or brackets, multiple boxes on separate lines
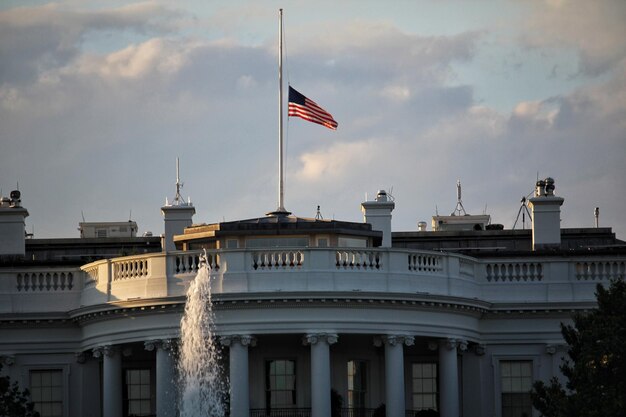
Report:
277,9,286,213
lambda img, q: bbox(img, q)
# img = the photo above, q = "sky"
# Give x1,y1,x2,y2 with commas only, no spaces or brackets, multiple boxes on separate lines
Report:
1,0,625,240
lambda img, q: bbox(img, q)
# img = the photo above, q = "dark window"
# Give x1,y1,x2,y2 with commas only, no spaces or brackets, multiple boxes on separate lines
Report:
124,369,152,416
501,361,533,417
265,359,296,408
347,360,367,408
30,370,63,417
412,363,438,411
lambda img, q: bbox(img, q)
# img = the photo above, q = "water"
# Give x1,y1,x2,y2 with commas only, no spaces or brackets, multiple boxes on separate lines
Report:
178,252,227,417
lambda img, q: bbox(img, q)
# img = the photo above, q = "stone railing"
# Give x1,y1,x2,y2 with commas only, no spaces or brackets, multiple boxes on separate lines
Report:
16,270,76,292
0,250,620,314
575,260,625,281
408,253,443,273
336,250,381,270
252,250,303,270
485,261,543,282
112,258,149,280
0,267,84,314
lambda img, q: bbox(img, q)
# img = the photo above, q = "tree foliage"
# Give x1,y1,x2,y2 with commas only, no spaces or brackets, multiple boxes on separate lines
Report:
531,279,626,417
0,363,39,417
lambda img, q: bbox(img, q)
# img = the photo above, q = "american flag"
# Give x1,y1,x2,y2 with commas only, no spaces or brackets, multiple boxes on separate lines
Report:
288,86,338,130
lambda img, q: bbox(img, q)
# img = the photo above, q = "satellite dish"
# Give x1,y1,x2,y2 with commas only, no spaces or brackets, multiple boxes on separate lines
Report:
10,190,20,200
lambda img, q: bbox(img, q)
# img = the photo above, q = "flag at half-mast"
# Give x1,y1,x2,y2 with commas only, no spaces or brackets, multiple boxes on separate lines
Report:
288,86,338,130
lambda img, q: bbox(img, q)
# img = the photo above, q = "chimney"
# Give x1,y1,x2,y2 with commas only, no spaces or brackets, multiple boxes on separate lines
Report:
527,177,564,251
361,190,395,247
0,190,29,257
161,200,195,252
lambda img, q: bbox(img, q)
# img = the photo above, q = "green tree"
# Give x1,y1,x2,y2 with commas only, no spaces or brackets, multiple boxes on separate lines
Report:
0,363,39,417
531,279,626,417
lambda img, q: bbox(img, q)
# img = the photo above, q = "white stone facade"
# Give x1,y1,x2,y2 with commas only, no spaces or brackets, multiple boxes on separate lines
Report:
1,244,624,417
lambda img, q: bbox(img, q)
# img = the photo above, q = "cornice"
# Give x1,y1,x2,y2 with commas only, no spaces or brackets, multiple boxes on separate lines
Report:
0,292,598,326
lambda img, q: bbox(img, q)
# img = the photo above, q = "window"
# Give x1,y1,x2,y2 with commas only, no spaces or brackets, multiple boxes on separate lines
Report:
412,363,438,411
347,360,367,409
265,360,296,408
500,361,533,417
125,369,152,417
226,239,239,249
30,370,63,417
247,237,309,248
317,238,328,248
338,237,367,248
96,229,107,238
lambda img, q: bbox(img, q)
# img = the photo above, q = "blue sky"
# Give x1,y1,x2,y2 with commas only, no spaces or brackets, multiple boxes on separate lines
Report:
1,0,625,239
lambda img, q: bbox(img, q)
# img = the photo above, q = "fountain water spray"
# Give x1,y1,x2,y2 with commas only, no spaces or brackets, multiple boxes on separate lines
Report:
178,250,227,417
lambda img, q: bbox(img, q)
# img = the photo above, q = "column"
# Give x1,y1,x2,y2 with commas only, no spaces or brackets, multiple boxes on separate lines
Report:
303,333,338,417
220,335,256,417
438,338,465,417
94,345,122,417
376,335,414,417
145,339,176,417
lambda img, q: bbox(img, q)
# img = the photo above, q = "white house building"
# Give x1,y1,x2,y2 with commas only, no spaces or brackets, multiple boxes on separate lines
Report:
0,178,624,417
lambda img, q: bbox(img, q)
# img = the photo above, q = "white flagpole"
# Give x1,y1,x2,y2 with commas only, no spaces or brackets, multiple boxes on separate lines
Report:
277,8,286,213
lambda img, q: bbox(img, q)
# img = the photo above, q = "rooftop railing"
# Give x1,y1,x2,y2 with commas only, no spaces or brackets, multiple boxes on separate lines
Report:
0,248,623,313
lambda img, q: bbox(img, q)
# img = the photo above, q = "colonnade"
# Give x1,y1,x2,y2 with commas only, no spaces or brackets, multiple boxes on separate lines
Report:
91,334,468,417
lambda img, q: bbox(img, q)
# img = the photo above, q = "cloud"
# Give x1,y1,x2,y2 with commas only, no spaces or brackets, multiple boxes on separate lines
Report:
0,3,623,241
0,2,185,85
522,0,626,76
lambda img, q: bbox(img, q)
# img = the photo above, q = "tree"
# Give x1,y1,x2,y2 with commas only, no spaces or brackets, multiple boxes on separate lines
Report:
0,363,39,417
531,279,626,417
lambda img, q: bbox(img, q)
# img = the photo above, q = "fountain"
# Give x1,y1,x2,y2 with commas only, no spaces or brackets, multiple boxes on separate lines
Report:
178,251,227,416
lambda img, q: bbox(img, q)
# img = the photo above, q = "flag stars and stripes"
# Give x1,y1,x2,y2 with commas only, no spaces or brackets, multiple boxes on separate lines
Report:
288,86,338,130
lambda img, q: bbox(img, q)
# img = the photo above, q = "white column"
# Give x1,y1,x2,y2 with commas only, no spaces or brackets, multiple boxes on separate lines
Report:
439,338,465,417
145,340,176,417
376,335,414,417
303,333,338,417
220,335,256,417
94,345,122,417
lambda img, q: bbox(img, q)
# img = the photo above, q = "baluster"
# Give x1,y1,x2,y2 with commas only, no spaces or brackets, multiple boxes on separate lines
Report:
52,273,59,290
16,274,23,291
68,273,74,290
44,273,51,291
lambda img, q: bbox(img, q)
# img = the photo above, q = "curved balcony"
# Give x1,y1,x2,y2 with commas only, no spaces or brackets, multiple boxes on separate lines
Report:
1,249,623,315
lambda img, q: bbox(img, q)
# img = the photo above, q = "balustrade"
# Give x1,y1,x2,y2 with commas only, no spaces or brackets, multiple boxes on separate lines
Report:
252,250,303,270
16,271,75,292
408,254,442,273
335,250,381,270
173,251,220,274
112,258,148,280
485,262,542,282
576,260,625,281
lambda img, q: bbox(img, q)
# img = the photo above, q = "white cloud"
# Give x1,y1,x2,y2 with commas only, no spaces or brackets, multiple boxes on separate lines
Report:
0,2,186,84
0,2,624,241
523,0,626,76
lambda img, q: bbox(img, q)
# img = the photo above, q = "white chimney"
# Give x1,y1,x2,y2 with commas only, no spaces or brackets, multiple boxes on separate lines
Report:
527,177,564,251
0,190,29,257
161,203,195,252
361,190,395,247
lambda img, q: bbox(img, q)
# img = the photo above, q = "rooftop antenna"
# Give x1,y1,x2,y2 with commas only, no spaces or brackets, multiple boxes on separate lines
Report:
174,157,184,205
315,205,323,220
594,207,599,228
129,210,132,221
513,189,534,230
81,211,86,222
451,179,467,216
